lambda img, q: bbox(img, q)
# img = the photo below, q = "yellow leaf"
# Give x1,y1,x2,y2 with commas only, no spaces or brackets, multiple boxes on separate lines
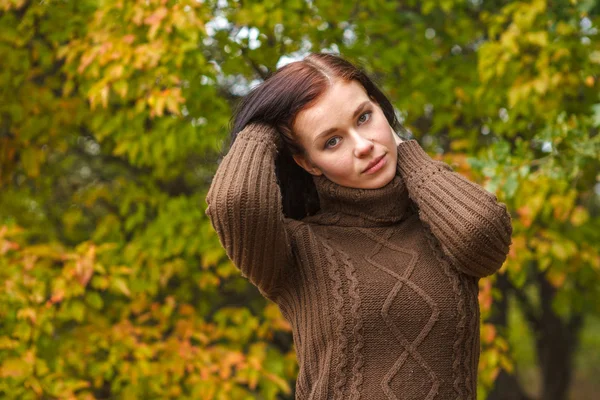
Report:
0,358,29,378
450,139,470,151
113,277,131,297
532,77,548,94
21,147,41,178
263,370,292,393
525,31,548,47
551,242,570,261
17,308,37,324
154,96,166,117
570,206,589,226
100,86,109,108
547,269,566,287
0,336,19,350
585,76,595,87
500,356,514,373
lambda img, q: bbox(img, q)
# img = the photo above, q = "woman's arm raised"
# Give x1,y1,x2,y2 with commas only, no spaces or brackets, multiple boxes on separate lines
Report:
204,122,294,300
395,140,513,278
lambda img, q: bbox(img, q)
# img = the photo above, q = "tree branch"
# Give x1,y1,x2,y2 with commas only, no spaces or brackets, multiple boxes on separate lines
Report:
505,274,542,331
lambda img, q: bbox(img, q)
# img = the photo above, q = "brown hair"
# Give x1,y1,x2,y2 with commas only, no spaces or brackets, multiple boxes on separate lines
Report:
228,52,406,220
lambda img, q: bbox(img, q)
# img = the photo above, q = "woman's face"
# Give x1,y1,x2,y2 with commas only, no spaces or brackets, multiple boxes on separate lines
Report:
291,79,399,189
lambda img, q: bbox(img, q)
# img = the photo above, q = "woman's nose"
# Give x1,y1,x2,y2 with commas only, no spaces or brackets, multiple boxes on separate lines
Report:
353,132,374,156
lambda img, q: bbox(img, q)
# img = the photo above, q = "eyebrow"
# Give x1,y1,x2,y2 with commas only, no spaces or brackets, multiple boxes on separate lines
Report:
313,100,371,143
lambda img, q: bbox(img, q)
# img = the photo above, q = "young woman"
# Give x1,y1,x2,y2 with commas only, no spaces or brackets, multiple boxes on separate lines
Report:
205,52,513,400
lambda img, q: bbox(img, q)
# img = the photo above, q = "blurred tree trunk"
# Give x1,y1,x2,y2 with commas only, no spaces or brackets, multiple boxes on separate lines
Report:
534,270,584,400
488,273,532,400
504,265,586,400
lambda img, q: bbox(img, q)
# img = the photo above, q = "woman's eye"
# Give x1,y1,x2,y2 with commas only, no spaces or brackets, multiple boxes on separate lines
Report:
325,137,340,149
358,111,372,124
324,111,372,149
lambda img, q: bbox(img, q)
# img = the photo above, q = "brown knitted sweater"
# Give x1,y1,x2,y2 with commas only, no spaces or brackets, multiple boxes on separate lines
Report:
205,122,513,399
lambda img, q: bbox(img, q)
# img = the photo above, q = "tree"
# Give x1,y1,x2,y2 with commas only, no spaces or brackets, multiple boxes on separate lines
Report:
1,1,294,398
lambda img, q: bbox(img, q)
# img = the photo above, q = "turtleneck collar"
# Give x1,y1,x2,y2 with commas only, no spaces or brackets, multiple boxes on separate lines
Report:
303,169,412,228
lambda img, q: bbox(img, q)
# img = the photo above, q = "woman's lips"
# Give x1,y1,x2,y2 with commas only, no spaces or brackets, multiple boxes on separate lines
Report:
363,154,386,174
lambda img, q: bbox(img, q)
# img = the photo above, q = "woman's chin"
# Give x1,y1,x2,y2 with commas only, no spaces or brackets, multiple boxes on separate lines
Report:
347,164,396,189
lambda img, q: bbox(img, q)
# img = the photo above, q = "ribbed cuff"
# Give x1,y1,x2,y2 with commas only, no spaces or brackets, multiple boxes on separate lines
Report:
395,139,453,193
396,139,440,175
237,122,283,151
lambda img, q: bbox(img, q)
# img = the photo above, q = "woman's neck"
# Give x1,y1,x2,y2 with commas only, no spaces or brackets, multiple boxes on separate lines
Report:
303,172,412,227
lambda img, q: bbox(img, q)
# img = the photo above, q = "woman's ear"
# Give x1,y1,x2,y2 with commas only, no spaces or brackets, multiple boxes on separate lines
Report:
292,153,323,176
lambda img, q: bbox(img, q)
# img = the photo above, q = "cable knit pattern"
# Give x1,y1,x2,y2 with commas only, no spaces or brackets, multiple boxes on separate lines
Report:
339,246,366,400
359,228,441,399
321,234,350,399
420,224,467,400
204,123,514,399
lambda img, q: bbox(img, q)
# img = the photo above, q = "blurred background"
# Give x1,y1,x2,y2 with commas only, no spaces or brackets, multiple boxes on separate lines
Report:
0,0,599,399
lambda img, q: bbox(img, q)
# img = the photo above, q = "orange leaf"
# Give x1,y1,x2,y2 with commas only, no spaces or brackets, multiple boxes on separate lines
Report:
481,323,497,344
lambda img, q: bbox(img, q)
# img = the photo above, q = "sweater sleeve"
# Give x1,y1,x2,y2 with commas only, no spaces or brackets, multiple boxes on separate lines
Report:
204,122,294,299
395,140,513,278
